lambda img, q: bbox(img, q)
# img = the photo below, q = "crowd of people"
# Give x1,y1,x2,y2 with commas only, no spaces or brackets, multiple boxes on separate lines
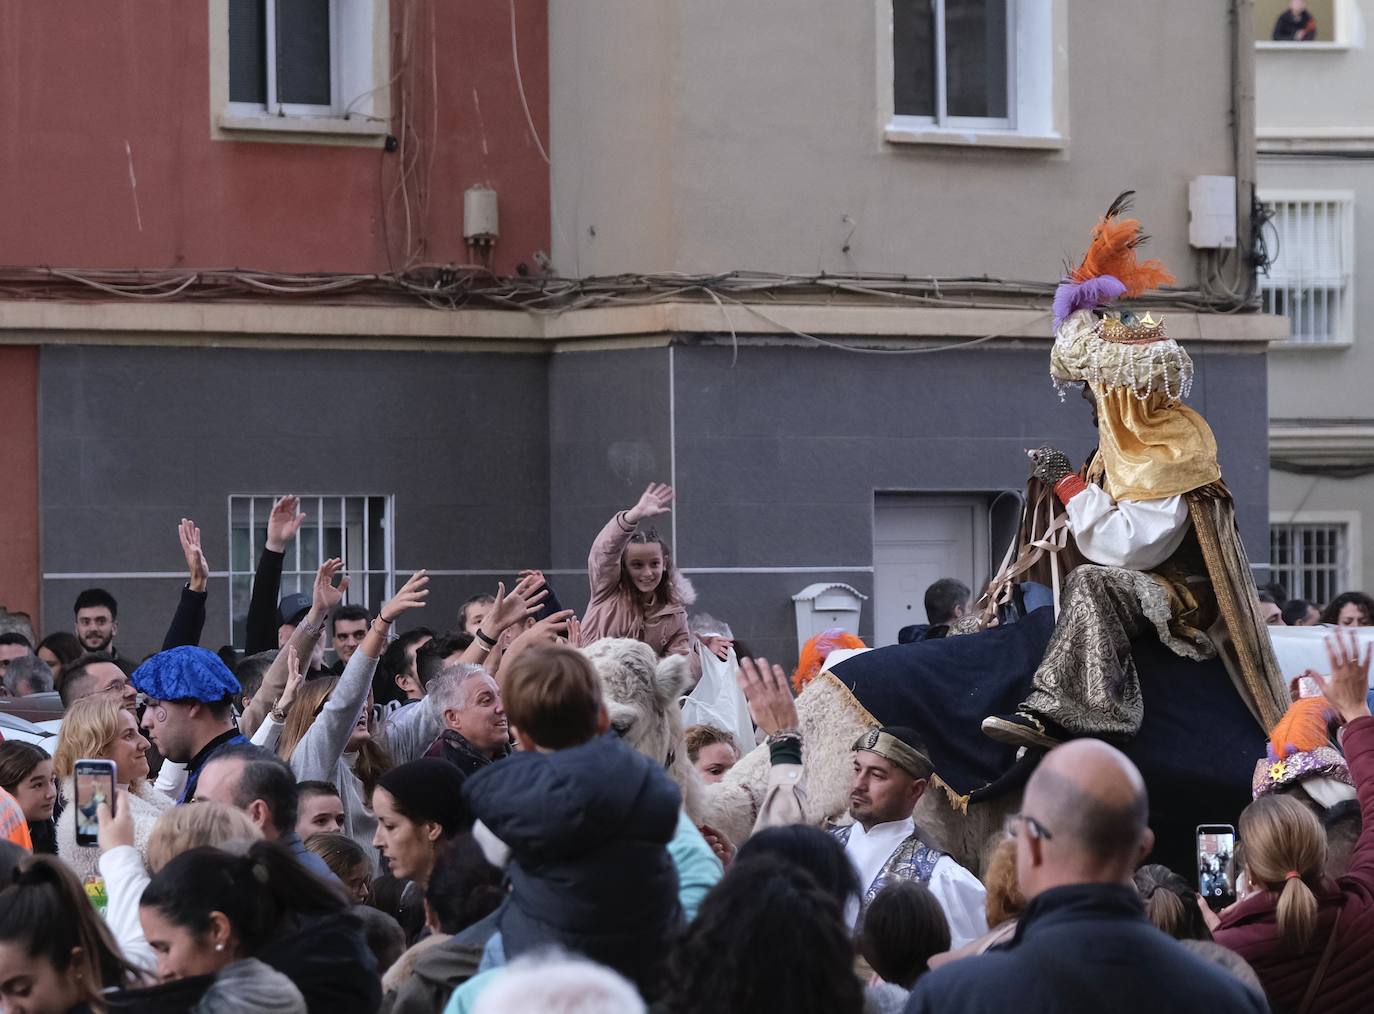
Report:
0,480,1368,1014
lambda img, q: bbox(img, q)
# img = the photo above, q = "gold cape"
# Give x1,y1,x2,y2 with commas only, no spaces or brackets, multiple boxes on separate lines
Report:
1092,384,1222,501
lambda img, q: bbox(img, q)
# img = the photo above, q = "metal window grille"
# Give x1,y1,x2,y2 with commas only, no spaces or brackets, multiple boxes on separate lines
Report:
227,494,394,649
1269,522,1348,605
227,0,339,114
893,0,1013,127
1260,196,1354,345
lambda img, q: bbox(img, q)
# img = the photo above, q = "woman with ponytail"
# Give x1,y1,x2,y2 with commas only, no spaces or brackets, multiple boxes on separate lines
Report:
138,839,380,1014
0,855,142,1013
1213,630,1374,1013
1132,864,1211,941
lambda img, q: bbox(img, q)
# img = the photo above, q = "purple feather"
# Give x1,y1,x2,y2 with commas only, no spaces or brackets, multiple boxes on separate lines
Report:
1052,274,1127,328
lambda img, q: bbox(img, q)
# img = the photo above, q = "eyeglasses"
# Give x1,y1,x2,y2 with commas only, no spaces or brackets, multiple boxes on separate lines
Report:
1004,812,1054,842
100,677,130,694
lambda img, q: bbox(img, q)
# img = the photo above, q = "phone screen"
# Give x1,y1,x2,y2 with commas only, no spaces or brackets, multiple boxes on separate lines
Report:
1197,825,1237,909
74,760,115,847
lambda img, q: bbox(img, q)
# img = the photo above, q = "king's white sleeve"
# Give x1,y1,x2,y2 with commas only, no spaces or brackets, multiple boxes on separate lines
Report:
928,855,989,950
1064,484,1191,571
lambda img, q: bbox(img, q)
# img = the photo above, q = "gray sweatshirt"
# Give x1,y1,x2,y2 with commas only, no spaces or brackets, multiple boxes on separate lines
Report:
286,646,443,852
288,647,380,850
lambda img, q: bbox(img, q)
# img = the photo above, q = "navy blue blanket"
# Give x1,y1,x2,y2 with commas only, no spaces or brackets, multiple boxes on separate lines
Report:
829,607,1266,875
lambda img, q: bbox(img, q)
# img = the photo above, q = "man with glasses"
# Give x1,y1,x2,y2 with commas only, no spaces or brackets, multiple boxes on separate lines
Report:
58,653,138,713
906,740,1266,1014
830,726,987,948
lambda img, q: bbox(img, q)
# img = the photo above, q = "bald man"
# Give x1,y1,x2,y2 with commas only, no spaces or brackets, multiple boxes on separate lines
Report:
905,741,1266,1014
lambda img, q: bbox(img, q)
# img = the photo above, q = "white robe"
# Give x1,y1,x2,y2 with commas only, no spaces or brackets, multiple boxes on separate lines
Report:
842,816,989,949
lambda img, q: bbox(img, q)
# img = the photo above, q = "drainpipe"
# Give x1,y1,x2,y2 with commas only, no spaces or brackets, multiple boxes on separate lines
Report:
1231,0,1259,299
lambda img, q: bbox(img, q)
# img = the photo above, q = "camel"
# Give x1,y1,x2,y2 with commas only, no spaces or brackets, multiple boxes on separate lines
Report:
584,636,1008,873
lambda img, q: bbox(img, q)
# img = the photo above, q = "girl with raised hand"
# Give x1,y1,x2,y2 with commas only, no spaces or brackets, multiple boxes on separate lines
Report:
579,482,696,665
277,570,429,851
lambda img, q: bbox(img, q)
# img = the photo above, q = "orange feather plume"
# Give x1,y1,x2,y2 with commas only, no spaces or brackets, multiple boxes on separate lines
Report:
1069,192,1175,297
791,628,866,693
1269,695,1336,760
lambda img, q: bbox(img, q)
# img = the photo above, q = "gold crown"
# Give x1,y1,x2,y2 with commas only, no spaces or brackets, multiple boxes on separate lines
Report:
1099,312,1167,345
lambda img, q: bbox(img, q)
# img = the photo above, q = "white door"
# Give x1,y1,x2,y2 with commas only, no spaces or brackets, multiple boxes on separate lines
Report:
873,495,989,647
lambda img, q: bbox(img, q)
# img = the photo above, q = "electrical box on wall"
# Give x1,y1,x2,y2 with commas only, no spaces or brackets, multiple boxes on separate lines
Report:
463,185,500,246
1188,175,1237,249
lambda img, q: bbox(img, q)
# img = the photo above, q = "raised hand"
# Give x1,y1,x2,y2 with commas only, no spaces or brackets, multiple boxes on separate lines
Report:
178,517,210,593
501,609,577,672
626,482,674,524
737,657,799,737
277,644,306,714
313,558,350,613
1315,629,1373,723
481,572,549,638
266,495,308,552
381,571,430,623
96,788,134,853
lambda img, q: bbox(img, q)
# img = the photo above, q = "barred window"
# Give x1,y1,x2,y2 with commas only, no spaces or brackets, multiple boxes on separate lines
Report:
1269,521,1348,605
1260,193,1354,346
228,494,394,648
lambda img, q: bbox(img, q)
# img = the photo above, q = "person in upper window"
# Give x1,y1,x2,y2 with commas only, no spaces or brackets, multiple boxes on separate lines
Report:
1273,0,1317,41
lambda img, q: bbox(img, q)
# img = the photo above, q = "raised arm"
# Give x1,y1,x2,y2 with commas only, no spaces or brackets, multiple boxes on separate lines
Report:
290,571,429,781
738,657,806,834
162,518,210,650
457,572,548,667
1313,630,1374,881
240,557,344,737
245,496,307,655
587,483,674,603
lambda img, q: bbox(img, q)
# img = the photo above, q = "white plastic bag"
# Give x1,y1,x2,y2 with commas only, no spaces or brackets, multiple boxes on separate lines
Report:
681,645,755,751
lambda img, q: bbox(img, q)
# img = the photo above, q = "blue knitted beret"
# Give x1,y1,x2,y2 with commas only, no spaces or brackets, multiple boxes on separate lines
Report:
131,645,241,702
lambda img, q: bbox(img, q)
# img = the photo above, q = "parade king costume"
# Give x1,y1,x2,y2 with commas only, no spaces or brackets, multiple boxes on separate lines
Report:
983,194,1289,749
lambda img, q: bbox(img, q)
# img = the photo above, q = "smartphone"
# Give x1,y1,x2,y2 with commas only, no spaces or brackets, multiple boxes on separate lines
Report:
73,759,117,848
1196,823,1237,911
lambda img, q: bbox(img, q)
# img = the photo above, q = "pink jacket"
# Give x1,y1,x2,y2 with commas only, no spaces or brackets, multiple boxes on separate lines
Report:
578,511,694,662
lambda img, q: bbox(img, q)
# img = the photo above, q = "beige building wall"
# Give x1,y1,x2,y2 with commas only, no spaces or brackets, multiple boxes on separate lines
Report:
549,0,1242,282
1258,0,1374,599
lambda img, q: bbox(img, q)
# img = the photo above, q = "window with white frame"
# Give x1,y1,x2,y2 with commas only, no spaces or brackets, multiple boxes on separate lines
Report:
217,0,387,134
1269,520,1349,605
885,0,1057,142
893,0,1011,125
1260,192,1354,346
227,494,394,648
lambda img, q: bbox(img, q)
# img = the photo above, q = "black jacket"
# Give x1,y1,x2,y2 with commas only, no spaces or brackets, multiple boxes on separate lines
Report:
261,909,381,1014
463,732,682,999
904,884,1268,1014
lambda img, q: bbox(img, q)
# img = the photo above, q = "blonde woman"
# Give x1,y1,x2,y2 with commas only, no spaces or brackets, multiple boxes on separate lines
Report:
54,694,173,880
1213,630,1374,1014
97,792,263,975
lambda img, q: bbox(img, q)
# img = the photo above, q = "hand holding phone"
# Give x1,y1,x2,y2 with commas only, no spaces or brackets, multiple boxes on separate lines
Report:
1196,823,1237,912
74,759,117,848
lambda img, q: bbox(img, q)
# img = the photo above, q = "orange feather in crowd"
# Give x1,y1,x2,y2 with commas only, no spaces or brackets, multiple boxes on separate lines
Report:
792,627,866,693
1269,695,1338,760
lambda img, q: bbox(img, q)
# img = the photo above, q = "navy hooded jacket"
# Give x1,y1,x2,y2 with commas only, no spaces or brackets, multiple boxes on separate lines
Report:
463,732,682,999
